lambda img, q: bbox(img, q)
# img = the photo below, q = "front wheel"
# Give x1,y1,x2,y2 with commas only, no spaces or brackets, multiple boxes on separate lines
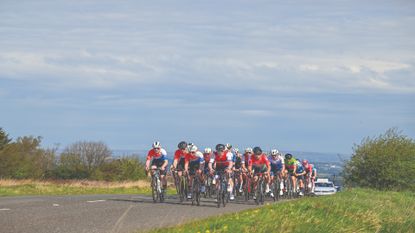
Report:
151,177,158,203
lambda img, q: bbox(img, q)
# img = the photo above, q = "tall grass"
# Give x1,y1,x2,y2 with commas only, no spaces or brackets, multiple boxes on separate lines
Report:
0,179,157,196
149,188,415,233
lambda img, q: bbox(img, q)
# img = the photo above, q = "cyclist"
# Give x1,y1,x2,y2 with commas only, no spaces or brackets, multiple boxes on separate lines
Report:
202,148,213,193
240,147,253,196
311,164,317,192
241,147,253,171
209,144,234,200
233,148,244,194
284,153,299,196
172,141,188,181
145,141,169,191
302,160,312,192
294,159,306,196
302,160,317,193
268,149,285,197
184,145,204,199
248,146,270,200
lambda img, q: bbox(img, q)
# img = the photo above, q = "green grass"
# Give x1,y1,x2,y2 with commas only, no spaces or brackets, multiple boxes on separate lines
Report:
149,189,415,233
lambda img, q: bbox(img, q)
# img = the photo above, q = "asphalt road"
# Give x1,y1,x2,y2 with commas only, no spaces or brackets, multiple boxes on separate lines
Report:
0,194,270,233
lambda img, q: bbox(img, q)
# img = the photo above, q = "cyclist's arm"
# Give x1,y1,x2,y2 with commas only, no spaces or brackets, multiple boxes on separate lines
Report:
145,152,152,170
161,159,168,170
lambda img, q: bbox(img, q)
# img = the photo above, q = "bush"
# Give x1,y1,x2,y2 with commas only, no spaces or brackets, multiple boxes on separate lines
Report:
0,136,55,179
343,128,415,191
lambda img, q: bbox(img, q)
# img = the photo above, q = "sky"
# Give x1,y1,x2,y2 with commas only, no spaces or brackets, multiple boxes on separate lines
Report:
0,0,414,155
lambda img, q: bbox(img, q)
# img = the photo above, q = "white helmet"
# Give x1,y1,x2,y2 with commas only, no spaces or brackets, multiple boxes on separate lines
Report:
233,148,239,154
226,143,232,150
204,147,212,154
245,147,253,153
271,149,279,156
152,141,161,149
190,145,198,152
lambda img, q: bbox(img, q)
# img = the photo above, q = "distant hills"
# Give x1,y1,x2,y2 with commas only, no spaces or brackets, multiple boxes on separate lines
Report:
112,149,351,164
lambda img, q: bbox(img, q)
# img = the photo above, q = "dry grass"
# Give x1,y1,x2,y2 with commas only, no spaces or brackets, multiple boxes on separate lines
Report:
0,179,149,189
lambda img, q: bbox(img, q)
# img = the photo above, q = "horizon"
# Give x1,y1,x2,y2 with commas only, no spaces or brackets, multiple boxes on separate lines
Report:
1,0,414,155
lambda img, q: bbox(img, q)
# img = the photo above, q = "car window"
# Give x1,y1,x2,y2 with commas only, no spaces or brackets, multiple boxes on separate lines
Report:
315,183,334,187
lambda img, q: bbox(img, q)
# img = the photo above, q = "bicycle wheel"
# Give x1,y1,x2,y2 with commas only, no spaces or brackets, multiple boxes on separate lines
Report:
275,176,280,202
179,176,186,202
259,178,265,205
158,178,164,202
271,180,277,202
195,176,201,206
216,181,221,208
151,176,157,203
244,176,250,202
173,172,180,195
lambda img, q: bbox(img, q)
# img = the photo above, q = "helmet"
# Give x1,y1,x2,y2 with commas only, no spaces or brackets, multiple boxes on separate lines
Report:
204,147,212,154
226,143,232,150
302,159,309,165
233,148,239,154
253,146,262,155
216,144,225,152
189,145,198,152
271,149,279,156
245,147,253,153
152,141,161,149
285,153,293,159
178,141,187,150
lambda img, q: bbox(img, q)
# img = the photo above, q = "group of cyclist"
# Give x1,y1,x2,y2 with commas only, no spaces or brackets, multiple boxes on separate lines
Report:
145,141,318,203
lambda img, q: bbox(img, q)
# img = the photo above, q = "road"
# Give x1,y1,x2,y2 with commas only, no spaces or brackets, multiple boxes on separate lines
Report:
0,194,270,233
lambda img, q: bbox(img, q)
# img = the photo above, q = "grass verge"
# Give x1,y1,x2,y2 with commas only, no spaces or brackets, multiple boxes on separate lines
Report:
148,188,415,233
0,179,175,196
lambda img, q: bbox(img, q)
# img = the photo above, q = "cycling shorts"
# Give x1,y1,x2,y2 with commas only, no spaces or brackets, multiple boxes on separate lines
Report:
151,158,167,175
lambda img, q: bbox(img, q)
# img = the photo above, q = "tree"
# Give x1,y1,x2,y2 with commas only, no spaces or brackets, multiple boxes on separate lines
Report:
0,127,12,150
58,141,112,178
0,136,54,179
343,128,415,191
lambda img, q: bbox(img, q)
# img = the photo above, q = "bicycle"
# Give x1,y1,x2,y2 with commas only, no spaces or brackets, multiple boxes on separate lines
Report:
171,168,180,195
204,172,215,198
243,172,252,202
215,170,229,208
150,168,164,203
271,172,282,202
253,172,266,205
190,171,202,206
283,173,295,199
304,174,312,196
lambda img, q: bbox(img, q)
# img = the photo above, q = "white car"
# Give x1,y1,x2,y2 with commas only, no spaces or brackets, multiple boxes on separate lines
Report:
313,178,337,196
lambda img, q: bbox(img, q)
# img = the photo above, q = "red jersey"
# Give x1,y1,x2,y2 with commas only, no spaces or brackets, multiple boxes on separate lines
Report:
213,150,233,167
185,151,204,163
174,149,187,161
146,148,167,161
248,154,270,168
304,164,313,174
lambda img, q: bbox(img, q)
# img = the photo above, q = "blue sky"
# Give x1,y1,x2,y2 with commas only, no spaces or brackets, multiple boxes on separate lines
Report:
1,0,414,154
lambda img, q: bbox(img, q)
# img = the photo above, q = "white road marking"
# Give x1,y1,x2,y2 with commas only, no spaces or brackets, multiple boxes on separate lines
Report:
87,200,106,203
0,208,11,211
53,204,60,207
111,205,133,233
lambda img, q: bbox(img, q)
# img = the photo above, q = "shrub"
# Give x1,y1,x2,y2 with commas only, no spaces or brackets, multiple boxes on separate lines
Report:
343,128,415,191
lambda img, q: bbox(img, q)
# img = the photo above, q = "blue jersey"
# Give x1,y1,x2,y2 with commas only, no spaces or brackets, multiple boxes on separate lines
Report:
295,160,305,173
268,155,284,171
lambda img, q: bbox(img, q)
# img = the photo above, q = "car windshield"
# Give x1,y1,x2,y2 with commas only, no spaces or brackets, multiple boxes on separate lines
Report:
315,183,334,188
